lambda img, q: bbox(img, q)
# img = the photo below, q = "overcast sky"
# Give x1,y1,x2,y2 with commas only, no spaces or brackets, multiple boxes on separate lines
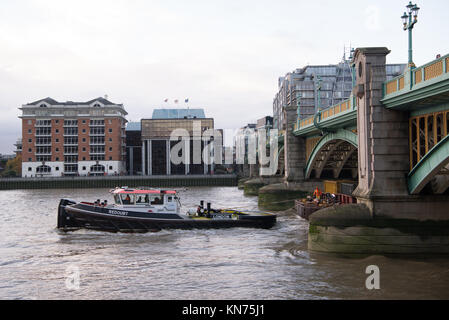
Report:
1,0,448,153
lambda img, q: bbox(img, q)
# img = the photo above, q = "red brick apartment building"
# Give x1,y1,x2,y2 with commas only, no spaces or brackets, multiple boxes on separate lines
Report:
19,97,127,177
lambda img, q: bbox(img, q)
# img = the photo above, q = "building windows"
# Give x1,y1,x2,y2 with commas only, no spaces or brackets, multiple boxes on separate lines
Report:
90,127,105,135
90,164,105,173
28,158,32,162
63,119,78,126
36,127,51,135
90,145,105,154
90,154,105,161
64,164,78,173
28,138,32,143
82,129,86,133
90,136,105,144
109,166,113,170
109,147,112,152
36,119,51,126
36,165,51,173
36,155,51,161
109,156,112,160
36,137,51,145
36,146,51,154
82,157,86,161
64,136,78,145
64,155,78,163
28,120,32,125
109,128,113,133
63,127,78,136
28,129,32,134
55,157,59,161
90,119,105,126
28,167,32,171
64,146,78,154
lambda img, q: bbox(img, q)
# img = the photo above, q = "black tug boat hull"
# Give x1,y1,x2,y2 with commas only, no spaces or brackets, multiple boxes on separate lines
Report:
58,199,276,232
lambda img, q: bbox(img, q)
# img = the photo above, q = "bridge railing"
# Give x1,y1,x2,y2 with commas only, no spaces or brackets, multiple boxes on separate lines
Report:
384,54,449,97
293,97,356,132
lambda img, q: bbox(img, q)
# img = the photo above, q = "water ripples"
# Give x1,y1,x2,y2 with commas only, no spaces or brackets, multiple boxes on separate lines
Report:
0,187,449,299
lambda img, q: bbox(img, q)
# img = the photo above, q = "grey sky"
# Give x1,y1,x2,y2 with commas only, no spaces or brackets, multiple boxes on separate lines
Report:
1,0,448,153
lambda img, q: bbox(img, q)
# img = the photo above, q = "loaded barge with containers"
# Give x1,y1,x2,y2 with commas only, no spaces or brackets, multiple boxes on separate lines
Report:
58,187,276,232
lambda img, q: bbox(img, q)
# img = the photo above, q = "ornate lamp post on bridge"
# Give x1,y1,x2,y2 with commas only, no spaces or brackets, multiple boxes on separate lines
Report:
295,92,302,130
401,2,420,69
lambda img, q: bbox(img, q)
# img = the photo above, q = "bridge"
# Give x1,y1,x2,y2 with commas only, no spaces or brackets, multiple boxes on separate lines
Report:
278,48,449,221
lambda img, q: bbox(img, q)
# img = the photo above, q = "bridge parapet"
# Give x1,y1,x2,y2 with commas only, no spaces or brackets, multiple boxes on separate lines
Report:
382,53,449,108
293,96,357,136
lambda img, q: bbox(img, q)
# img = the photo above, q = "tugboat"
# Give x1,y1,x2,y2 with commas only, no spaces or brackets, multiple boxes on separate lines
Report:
57,187,276,232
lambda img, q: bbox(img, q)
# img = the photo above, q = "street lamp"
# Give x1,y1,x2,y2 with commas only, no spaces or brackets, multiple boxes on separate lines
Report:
401,1,420,68
315,76,322,111
296,93,302,118
295,92,302,130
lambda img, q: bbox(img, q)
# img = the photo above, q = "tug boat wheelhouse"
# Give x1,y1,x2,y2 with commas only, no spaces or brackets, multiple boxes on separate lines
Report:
58,187,276,232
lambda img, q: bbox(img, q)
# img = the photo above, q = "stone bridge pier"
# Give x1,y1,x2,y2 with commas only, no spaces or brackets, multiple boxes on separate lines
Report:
308,47,449,254
352,47,449,221
284,105,306,182
352,48,410,215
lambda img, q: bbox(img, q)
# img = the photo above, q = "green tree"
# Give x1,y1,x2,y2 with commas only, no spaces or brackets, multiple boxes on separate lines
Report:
1,155,21,177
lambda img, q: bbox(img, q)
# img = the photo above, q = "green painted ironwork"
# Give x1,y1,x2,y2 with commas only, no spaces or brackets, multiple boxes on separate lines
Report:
401,2,420,68
304,129,358,179
407,134,449,194
293,97,356,136
382,53,449,108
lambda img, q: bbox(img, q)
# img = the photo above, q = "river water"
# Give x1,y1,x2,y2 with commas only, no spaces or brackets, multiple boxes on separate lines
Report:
0,186,448,300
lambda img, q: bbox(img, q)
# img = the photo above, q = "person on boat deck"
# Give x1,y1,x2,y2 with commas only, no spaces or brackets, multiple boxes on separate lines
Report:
313,187,322,200
123,194,131,204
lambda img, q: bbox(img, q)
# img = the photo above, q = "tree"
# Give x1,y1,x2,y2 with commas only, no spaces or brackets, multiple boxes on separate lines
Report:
1,155,22,177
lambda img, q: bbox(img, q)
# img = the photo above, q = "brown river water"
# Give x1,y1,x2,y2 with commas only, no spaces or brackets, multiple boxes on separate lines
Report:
0,186,448,299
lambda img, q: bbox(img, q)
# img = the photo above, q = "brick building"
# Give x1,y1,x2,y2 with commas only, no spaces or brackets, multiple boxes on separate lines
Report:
19,97,127,177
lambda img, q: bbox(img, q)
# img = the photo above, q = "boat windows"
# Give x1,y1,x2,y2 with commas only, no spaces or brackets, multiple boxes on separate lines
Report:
150,195,163,205
121,193,135,205
114,195,121,205
135,194,149,205
167,196,173,202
